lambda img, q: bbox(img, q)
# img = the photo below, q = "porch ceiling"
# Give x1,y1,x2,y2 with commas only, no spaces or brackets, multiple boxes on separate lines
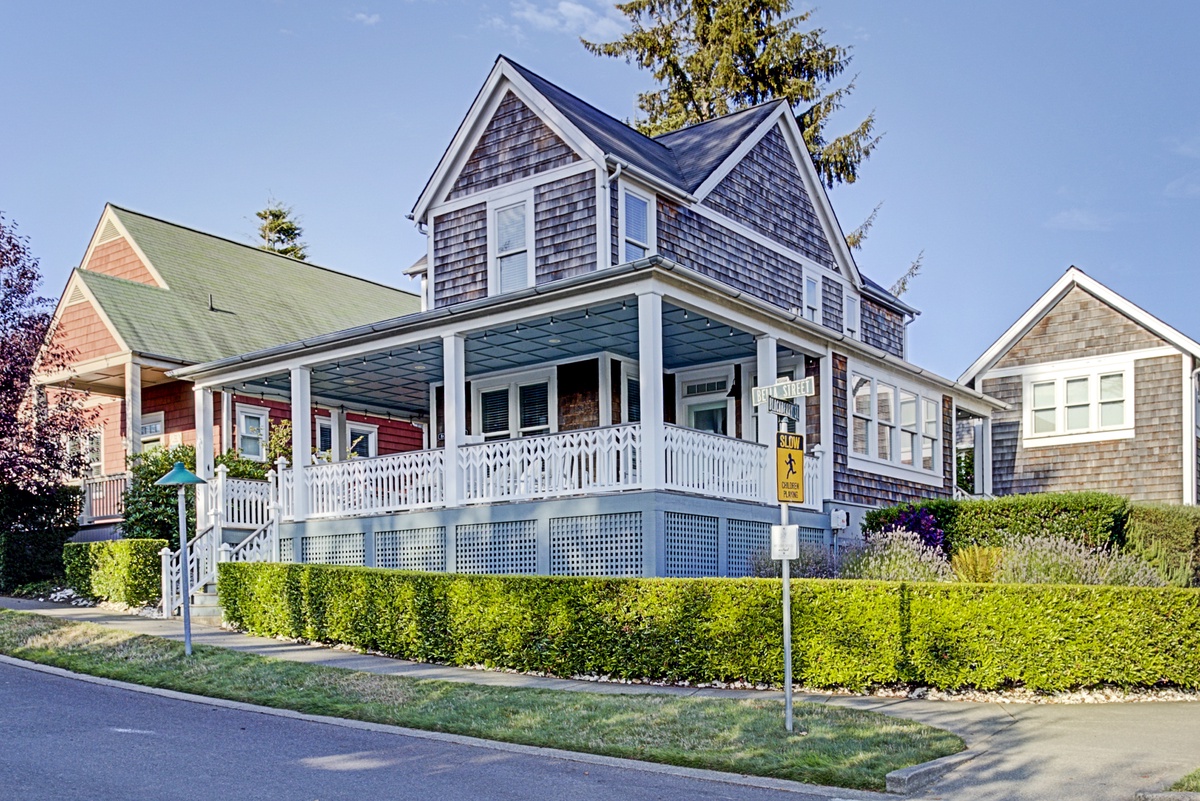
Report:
230,300,760,417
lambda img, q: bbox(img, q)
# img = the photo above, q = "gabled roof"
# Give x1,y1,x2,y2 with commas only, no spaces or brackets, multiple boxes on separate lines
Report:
70,205,419,366
959,266,1200,385
654,102,785,192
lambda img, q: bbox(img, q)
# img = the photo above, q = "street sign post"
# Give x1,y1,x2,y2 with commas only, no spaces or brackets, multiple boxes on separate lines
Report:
770,523,799,731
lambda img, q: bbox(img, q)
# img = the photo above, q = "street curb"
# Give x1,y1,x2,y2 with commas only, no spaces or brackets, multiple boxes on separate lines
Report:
885,750,977,793
0,654,895,800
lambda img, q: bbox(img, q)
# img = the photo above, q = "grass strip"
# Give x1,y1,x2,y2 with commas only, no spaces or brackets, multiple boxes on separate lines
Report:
0,609,962,791
1172,767,1200,791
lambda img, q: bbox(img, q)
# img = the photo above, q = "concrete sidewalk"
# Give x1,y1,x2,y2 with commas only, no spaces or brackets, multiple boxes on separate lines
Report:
3,597,1197,800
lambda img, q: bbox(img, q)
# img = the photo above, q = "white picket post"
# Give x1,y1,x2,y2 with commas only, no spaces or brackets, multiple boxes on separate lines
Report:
159,547,172,618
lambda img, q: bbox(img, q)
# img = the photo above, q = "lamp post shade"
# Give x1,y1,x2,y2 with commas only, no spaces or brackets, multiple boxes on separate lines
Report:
155,462,207,486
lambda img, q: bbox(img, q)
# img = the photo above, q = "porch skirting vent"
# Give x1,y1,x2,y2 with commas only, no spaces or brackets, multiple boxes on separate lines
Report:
377,527,447,572
664,512,718,578
549,512,643,577
726,519,770,578
456,521,537,574
301,532,366,566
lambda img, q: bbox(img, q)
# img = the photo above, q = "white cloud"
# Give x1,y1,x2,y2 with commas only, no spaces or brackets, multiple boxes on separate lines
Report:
1044,208,1119,232
1166,170,1200,199
1167,135,1200,159
351,12,381,26
510,1,625,41
483,14,524,40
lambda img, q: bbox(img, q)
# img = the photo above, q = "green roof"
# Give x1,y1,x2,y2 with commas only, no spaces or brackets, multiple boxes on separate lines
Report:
78,206,419,365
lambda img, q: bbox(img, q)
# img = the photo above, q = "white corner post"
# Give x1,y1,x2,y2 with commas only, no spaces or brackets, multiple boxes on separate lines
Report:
756,335,778,504
638,292,665,491
974,418,993,496
290,366,312,523
220,390,233,454
194,386,214,526
442,333,465,507
125,360,142,456
330,407,347,462
820,349,835,504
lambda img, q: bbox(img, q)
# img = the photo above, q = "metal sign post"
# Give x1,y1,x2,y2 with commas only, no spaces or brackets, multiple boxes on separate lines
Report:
755,377,814,733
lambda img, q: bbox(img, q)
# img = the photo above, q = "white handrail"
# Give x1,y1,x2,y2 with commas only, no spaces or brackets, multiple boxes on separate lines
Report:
224,477,271,527
225,518,276,563
165,523,218,616
663,425,766,503
460,424,641,502
301,449,445,519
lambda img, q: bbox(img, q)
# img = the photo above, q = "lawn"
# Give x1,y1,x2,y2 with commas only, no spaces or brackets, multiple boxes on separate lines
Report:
1173,766,1200,791
0,608,962,791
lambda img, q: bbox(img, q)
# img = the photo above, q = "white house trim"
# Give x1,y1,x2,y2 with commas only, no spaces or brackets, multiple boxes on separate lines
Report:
961,266,1200,385
980,346,1180,380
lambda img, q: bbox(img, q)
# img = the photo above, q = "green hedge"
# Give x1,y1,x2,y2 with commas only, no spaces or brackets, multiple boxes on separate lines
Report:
64,539,167,606
1127,504,1200,586
863,492,1130,553
0,484,82,592
219,563,1200,691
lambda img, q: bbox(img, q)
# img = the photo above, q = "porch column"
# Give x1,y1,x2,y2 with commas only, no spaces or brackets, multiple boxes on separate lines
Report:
637,292,665,491
819,349,835,503
220,390,233,454
290,366,312,522
974,418,993,496
194,387,214,526
330,408,347,461
442,333,465,507
756,335,778,504
124,360,142,457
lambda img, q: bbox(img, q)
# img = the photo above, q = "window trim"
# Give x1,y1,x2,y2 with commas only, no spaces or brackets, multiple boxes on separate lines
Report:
470,366,558,441
618,180,656,264
674,365,734,437
844,294,860,339
316,417,379,460
139,411,165,452
847,365,943,482
1021,361,1135,447
236,403,270,462
486,190,536,297
805,275,821,323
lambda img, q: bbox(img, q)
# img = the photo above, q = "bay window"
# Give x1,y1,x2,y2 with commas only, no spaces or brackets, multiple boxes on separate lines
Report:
849,370,941,475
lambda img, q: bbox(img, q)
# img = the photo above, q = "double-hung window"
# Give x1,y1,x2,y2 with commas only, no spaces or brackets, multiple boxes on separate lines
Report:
317,418,378,459
620,185,655,264
1024,366,1129,444
850,370,941,475
805,277,821,322
491,196,533,295
237,405,269,462
845,296,860,339
69,433,103,478
477,377,553,440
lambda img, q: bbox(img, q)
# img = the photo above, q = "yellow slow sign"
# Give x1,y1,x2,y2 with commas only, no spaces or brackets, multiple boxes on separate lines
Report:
776,432,804,503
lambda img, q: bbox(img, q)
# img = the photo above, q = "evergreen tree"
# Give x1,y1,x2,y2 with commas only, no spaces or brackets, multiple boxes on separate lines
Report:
584,0,879,187
256,199,308,260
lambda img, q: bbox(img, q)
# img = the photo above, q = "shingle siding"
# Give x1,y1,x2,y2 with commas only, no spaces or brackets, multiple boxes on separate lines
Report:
701,126,836,270
861,298,904,357
984,354,1184,502
535,171,596,284
821,277,843,333
831,353,953,506
433,203,488,308
448,91,581,200
658,197,807,313
995,286,1167,368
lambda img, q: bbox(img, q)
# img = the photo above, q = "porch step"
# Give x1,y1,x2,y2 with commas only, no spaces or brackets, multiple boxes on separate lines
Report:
187,604,224,625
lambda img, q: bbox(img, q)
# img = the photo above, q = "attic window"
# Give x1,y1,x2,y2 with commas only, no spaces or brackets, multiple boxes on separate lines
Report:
620,186,655,264
489,193,535,295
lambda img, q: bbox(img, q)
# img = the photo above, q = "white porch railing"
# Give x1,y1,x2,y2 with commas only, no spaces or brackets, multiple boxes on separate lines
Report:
79,473,128,524
222,518,278,564
161,522,219,616
302,449,445,519
460,424,641,502
800,449,823,511
224,477,271,528
663,425,767,503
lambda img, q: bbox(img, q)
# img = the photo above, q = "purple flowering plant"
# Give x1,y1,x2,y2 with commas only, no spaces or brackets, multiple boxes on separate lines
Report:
872,506,945,553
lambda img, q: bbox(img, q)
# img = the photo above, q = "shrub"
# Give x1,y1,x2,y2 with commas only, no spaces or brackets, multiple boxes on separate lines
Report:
864,492,1130,554
122,445,267,542
997,536,1164,587
0,483,82,592
1126,503,1200,587
950,545,1003,583
877,507,944,552
63,538,167,606
220,562,1200,692
749,542,842,578
842,529,952,583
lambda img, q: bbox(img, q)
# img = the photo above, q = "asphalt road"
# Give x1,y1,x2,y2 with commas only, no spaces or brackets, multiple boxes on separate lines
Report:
0,661,868,801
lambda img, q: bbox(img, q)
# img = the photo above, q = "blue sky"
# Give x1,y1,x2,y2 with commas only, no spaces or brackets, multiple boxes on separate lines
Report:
4,1,1199,378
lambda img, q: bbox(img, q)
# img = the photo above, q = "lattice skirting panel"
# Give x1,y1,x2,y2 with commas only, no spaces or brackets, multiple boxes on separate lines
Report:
549,512,644,577
726,518,770,578
279,537,294,563
300,532,366,566
376,527,447,572
798,526,826,544
664,511,718,578
455,520,537,574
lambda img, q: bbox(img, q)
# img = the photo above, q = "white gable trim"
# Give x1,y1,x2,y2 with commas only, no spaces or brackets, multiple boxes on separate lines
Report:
960,266,1200,385
412,60,606,223
691,103,788,199
38,270,132,380
79,205,169,290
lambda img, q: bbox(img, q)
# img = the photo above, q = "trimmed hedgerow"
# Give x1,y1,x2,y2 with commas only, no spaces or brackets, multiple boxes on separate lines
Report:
219,563,1200,692
1127,503,1200,587
863,492,1129,554
64,539,167,606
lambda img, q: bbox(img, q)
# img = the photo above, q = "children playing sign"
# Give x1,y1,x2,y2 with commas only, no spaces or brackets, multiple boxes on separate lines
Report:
776,432,804,503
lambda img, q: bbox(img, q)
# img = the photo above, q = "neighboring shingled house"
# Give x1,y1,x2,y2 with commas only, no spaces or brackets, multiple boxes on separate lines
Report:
960,266,1200,503
40,204,422,537
169,54,1001,597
